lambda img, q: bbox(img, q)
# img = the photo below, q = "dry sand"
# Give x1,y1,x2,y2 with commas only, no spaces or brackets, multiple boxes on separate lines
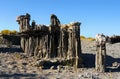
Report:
0,40,120,79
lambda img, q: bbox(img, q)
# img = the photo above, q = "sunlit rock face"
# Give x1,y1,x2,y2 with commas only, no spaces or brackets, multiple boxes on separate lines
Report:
16,13,81,63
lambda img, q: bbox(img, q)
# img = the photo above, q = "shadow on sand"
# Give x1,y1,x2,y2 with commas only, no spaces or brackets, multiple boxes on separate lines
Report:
0,46,23,53
106,55,120,72
81,53,95,68
81,53,120,72
0,73,38,78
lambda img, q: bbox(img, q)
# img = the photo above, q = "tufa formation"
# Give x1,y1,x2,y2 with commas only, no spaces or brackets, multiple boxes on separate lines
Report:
16,13,82,66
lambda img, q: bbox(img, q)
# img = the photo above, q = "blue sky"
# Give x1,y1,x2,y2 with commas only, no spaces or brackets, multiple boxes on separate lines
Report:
0,0,120,37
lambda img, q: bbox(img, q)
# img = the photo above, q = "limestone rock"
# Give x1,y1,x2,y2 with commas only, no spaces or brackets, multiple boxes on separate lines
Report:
16,13,82,67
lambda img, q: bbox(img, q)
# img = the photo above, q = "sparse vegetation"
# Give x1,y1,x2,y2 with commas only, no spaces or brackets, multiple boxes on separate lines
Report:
80,36,95,41
0,29,18,35
80,36,86,40
0,30,11,35
0,29,19,45
10,30,18,35
87,37,95,41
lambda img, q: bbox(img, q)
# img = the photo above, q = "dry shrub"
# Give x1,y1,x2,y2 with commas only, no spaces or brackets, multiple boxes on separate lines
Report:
80,36,86,40
1,30,11,35
87,37,95,41
10,30,18,35
0,29,18,35
80,35,95,41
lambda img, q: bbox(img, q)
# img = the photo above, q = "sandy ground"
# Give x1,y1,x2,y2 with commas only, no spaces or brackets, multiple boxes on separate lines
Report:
0,40,120,79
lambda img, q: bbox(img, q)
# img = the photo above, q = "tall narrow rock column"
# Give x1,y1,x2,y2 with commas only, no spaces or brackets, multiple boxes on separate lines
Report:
95,34,106,72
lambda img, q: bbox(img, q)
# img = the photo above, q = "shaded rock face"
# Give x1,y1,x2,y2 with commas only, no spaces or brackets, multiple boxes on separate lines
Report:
109,35,120,44
1,35,20,46
16,13,81,61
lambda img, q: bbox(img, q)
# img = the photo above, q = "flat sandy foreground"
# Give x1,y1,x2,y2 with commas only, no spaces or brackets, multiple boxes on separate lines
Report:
0,40,120,79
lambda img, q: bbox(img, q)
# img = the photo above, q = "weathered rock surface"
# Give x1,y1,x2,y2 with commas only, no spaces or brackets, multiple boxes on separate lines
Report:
16,13,82,67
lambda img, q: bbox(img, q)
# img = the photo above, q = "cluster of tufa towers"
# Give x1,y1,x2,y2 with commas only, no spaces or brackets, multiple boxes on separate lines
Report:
16,13,109,72
16,13,81,61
